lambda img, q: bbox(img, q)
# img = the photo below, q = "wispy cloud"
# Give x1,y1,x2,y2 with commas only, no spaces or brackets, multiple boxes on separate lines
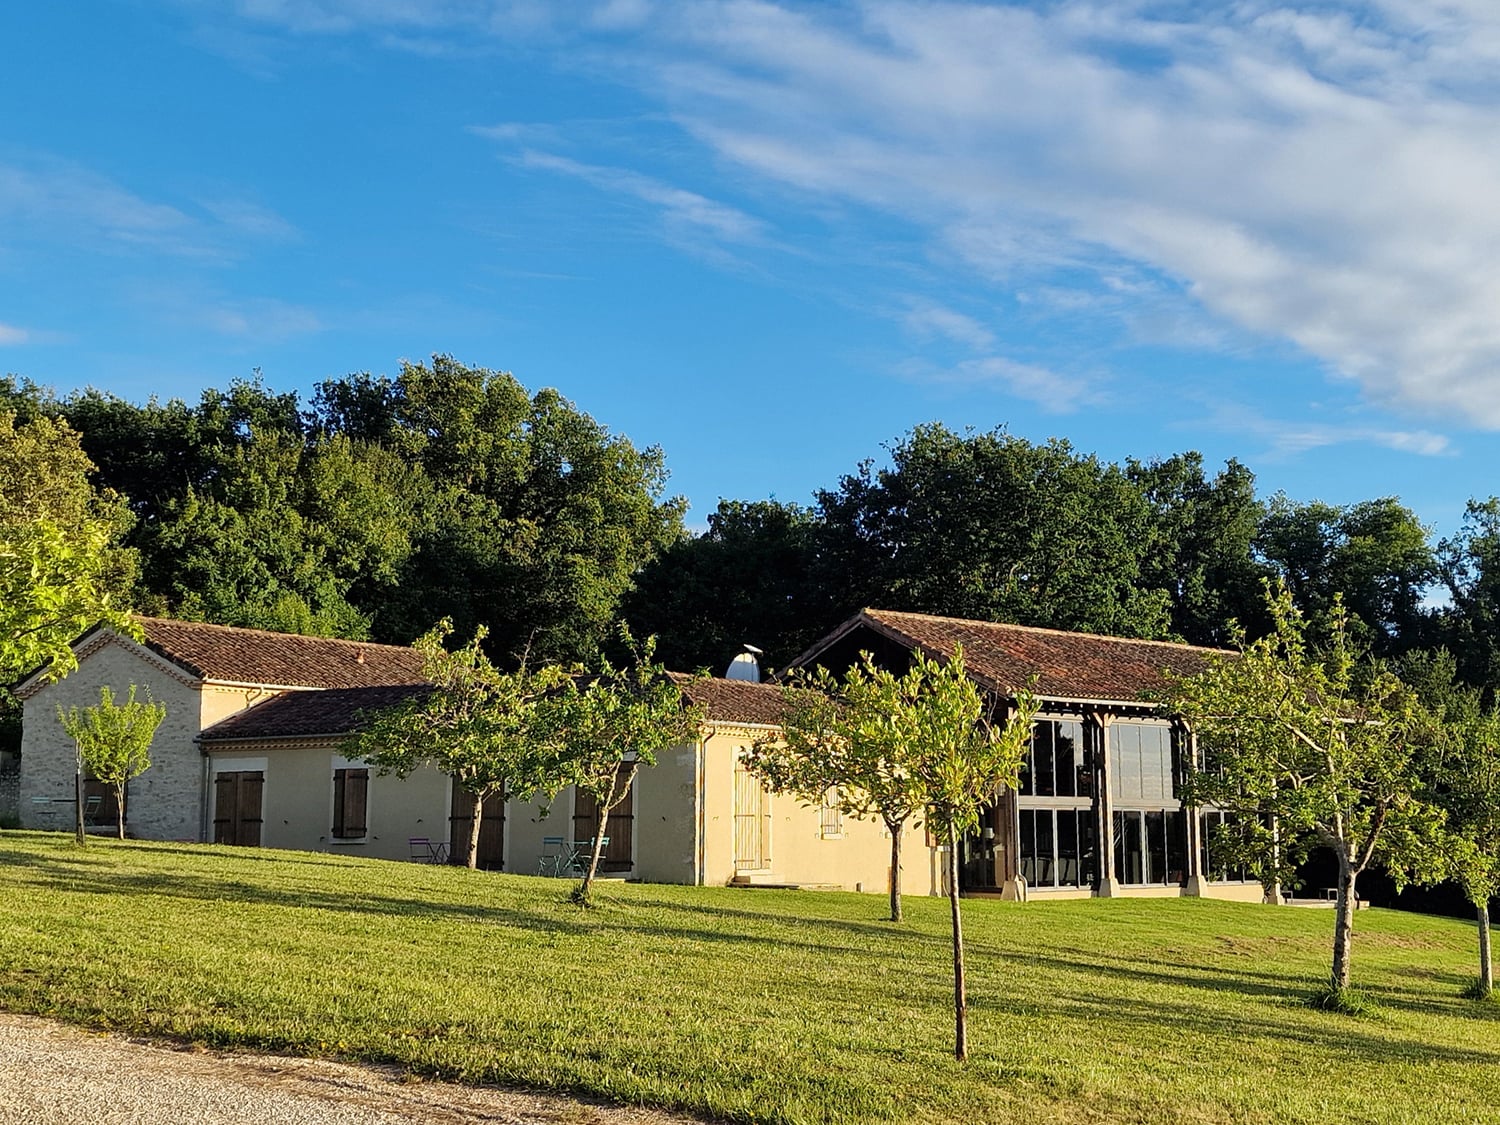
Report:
0,157,297,260
0,323,29,346
179,2,1500,429
1196,401,1453,460
900,299,995,351
898,354,1097,413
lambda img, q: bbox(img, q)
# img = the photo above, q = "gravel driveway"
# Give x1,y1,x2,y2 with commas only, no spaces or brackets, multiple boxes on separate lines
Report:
0,1014,694,1125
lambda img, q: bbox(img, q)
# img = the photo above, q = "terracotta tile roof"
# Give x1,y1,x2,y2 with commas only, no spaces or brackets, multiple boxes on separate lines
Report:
670,674,787,727
200,684,433,742
134,617,427,689
798,608,1229,704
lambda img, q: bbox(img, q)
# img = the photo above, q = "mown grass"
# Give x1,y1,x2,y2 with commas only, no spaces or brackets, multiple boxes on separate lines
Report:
1,831,1497,1124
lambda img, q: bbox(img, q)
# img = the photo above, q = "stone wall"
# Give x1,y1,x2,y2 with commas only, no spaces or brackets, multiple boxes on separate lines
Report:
20,640,210,841
0,757,18,824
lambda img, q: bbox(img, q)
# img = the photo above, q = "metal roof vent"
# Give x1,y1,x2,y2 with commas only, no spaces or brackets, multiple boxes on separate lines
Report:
724,644,764,683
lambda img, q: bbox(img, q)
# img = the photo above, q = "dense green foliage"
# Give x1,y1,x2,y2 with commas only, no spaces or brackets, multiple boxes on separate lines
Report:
2,834,1498,1124
0,410,136,689
3,358,684,661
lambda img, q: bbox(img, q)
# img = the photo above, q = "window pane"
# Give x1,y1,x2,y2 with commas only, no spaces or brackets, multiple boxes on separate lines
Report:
1020,809,1036,886
1199,810,1216,881
1111,724,1141,802
1035,808,1055,887
1138,726,1171,802
1079,811,1098,888
1074,722,1094,798
1056,809,1079,887
1115,811,1144,884
1035,724,1055,797
1166,810,1187,885
1145,810,1166,884
1020,726,1035,796
1054,722,1077,798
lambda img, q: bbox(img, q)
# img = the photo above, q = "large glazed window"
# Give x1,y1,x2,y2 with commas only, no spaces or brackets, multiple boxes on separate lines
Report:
1020,806,1098,889
1112,809,1188,886
1019,719,1091,798
1109,721,1178,802
1018,718,1097,890
1199,809,1252,883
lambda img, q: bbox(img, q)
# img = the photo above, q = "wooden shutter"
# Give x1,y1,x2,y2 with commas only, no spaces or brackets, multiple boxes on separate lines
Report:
448,780,505,870
573,768,633,873
332,768,369,838
238,772,263,848
214,773,238,845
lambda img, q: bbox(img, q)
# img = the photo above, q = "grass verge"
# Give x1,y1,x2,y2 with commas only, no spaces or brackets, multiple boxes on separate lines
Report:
1,831,1497,1124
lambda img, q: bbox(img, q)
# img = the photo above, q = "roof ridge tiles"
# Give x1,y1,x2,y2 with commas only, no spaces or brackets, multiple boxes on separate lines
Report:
862,607,1235,655
133,615,416,654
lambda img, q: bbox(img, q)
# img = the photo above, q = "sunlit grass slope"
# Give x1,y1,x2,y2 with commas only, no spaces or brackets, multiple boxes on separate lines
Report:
0,831,1495,1124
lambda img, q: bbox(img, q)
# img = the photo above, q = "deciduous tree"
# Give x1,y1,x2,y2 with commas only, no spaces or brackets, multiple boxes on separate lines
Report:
744,658,929,923
345,620,572,869
1169,583,1445,1003
560,630,701,905
56,685,165,842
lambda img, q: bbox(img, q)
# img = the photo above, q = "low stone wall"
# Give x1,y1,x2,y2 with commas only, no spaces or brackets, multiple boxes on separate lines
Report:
0,760,19,824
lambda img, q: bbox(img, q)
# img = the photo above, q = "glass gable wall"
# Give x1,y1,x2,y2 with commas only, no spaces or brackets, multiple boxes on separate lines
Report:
1018,719,1097,890
1109,720,1188,886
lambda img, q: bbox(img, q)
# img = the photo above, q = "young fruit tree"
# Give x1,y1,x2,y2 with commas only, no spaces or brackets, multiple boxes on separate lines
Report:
560,630,701,906
56,684,166,842
743,658,929,923
345,620,572,869
903,645,1039,1061
1168,584,1445,1004
1436,703,1500,998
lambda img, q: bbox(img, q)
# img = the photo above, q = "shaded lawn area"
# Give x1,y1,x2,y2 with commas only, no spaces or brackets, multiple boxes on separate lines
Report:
0,832,1496,1124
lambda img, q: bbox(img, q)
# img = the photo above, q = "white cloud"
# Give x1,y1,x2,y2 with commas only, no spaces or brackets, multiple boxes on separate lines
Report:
900,300,995,351
182,1,1500,427
898,354,1097,413
1196,401,1453,460
0,323,28,345
199,297,322,339
509,148,768,245
613,2,1500,427
0,158,296,259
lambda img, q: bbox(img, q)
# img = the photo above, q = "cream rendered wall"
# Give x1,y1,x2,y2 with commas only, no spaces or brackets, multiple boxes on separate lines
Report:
697,726,943,895
632,743,698,885
208,741,450,863
20,639,207,841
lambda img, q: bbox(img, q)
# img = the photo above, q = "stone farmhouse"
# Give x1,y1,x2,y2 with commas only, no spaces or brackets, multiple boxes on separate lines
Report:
16,609,1261,902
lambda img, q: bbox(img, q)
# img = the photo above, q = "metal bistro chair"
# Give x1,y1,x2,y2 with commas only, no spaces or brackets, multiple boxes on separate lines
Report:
409,836,447,864
537,836,573,877
83,795,104,827
568,837,608,878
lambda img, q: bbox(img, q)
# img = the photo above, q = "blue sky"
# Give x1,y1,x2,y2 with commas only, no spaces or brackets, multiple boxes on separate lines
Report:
3,1,1499,534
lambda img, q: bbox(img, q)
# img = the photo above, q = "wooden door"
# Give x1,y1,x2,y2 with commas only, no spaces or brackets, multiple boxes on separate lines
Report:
733,756,771,872
572,768,634,873
213,771,264,847
449,781,505,870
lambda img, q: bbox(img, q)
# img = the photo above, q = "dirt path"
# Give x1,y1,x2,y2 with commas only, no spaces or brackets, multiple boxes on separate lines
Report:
0,1014,696,1125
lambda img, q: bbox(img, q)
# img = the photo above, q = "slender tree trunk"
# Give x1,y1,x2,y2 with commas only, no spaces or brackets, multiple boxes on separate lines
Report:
947,821,967,1061
74,756,85,847
1265,813,1283,905
583,788,613,899
1330,853,1358,992
116,781,126,840
1478,900,1493,997
466,790,485,870
888,821,903,923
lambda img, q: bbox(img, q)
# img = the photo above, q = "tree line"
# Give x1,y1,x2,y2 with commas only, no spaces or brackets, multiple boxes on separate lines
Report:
6,358,1500,685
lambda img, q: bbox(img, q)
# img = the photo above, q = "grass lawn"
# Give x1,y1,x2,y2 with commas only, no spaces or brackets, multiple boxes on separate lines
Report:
0,831,1496,1124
